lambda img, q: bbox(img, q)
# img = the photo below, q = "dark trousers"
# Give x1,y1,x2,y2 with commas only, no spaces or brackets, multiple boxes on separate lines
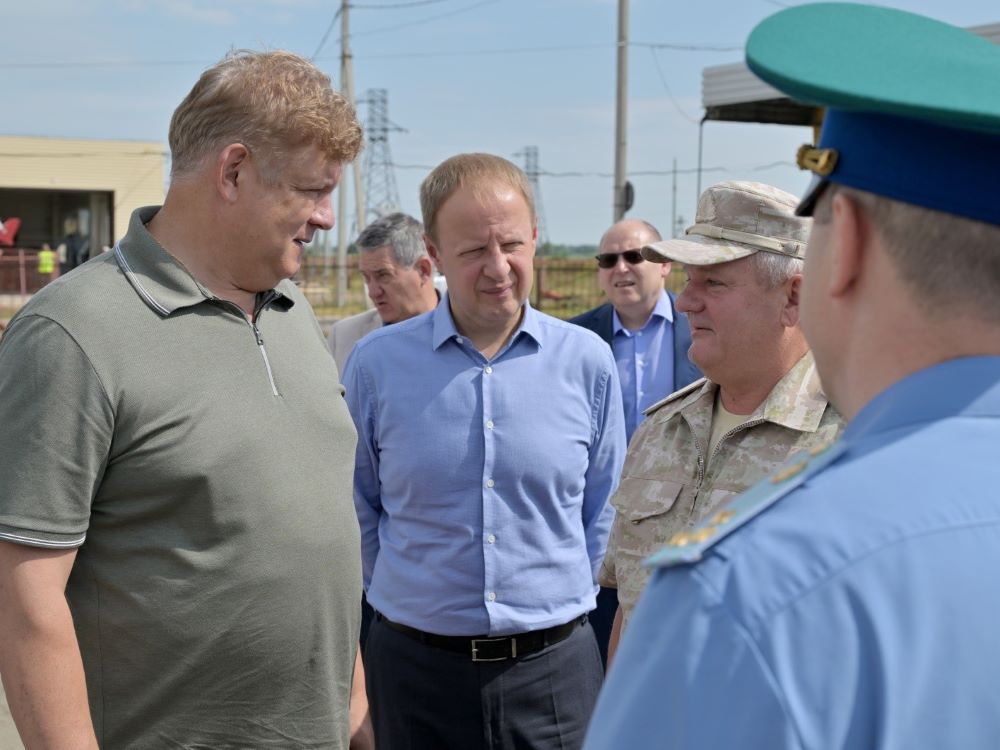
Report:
590,587,618,668
365,616,604,750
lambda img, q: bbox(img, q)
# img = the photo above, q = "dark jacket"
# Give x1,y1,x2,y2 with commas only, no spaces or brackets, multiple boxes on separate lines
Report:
569,293,701,394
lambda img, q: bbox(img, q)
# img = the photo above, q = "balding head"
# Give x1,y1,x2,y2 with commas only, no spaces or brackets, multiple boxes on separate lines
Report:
596,219,669,331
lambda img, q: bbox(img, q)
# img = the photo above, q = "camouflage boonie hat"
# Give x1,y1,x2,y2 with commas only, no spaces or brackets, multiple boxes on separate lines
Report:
642,181,811,265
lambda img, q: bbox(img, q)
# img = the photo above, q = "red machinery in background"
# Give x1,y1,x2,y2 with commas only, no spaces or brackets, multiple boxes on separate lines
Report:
0,218,22,247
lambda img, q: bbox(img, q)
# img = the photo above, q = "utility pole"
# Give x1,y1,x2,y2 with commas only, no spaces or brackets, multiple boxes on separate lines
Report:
337,0,366,306
612,0,629,222
671,158,677,237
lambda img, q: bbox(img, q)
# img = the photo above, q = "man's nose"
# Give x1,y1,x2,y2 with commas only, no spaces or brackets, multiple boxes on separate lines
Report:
482,245,510,278
310,193,335,231
675,283,700,313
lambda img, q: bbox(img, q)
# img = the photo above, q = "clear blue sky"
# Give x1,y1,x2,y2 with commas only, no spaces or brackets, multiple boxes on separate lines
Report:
4,0,997,245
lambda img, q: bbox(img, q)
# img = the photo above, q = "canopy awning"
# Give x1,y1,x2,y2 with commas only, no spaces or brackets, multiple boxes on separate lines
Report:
701,22,1000,125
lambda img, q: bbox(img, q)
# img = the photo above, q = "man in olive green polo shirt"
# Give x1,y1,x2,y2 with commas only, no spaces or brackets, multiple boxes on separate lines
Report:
0,51,371,749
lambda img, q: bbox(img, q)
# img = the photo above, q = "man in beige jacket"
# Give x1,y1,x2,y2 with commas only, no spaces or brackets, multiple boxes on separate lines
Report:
600,181,844,662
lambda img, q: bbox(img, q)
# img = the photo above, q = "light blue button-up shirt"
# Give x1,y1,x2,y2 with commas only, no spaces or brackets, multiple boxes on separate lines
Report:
343,297,626,637
611,290,675,442
584,356,1000,749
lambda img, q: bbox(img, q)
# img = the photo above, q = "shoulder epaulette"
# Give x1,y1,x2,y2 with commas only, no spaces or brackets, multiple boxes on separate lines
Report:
643,377,707,417
644,438,849,568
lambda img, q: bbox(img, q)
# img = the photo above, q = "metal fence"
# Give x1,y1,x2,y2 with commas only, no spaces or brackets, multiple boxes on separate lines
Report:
0,249,60,299
1,254,688,323
297,256,688,321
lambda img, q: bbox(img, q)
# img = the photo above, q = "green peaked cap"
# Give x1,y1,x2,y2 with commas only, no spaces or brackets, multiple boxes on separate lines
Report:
746,2,1000,134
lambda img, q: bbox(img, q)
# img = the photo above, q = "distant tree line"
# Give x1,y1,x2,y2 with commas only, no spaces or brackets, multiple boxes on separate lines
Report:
538,243,598,257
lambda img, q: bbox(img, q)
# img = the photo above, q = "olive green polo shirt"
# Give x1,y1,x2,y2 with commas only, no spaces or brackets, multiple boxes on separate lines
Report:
0,207,361,749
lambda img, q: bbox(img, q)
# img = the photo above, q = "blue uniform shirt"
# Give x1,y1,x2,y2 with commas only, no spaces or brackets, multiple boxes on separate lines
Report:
343,297,626,637
585,356,1000,749
611,290,675,443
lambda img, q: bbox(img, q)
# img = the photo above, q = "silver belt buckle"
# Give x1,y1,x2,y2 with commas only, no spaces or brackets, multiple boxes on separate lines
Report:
471,636,514,662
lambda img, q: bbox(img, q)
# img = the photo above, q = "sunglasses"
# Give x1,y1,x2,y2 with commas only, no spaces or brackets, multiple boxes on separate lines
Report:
595,250,644,269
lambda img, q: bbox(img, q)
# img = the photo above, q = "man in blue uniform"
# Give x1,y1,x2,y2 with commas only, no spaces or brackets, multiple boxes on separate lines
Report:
584,5,1000,748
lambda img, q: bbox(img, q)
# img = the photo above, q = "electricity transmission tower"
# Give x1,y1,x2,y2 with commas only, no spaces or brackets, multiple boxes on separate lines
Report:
361,88,405,225
515,146,550,252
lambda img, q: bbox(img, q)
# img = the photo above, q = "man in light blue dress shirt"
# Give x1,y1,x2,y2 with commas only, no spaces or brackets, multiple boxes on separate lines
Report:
571,219,700,444
343,153,626,750
584,5,1000,749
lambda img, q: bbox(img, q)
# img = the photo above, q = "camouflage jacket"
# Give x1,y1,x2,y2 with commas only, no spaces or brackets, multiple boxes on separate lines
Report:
599,351,843,624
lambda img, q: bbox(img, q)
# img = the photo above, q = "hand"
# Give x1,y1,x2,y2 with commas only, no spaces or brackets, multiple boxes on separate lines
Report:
348,648,373,749
349,713,375,750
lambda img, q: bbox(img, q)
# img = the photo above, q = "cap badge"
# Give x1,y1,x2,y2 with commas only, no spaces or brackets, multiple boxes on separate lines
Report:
797,144,839,176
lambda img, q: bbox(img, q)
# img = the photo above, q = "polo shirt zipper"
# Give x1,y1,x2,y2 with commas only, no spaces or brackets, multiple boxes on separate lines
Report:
251,292,280,397
249,320,279,397
216,294,280,397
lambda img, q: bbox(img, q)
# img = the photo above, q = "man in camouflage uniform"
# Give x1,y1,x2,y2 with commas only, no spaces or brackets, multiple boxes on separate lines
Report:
599,181,843,660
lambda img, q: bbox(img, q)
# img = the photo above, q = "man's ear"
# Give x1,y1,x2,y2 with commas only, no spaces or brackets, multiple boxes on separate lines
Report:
218,143,251,203
827,191,866,299
414,255,434,281
780,273,802,328
424,234,444,274
659,261,672,279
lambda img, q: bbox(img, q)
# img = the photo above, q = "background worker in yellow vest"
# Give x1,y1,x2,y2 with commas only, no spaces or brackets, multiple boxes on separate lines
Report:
36,243,56,277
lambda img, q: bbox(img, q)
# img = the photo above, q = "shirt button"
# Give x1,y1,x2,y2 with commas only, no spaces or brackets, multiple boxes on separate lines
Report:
487,533,496,544
486,479,495,488
486,419,495,430
484,366,493,374
487,592,497,602
456,336,464,344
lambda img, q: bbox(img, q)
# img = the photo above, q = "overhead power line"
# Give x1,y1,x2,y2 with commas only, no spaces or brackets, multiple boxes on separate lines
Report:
539,161,795,177
349,0,500,38
0,43,611,69
351,0,456,8
648,48,701,125
0,39,745,71
0,150,795,177
0,59,206,70
311,7,344,60
389,161,796,176
358,42,608,60
633,41,742,52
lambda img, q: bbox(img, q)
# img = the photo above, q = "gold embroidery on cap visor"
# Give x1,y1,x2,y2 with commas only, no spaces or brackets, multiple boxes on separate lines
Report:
797,145,839,176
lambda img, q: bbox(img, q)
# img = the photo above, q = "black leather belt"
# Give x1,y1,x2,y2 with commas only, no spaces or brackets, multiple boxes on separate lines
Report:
375,612,587,662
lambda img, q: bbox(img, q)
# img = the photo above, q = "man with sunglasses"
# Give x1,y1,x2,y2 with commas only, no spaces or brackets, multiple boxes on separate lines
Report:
596,181,843,665
571,219,701,666
571,220,701,445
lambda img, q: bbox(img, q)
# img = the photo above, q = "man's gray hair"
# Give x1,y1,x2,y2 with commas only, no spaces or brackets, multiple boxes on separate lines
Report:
356,213,426,267
750,251,804,288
